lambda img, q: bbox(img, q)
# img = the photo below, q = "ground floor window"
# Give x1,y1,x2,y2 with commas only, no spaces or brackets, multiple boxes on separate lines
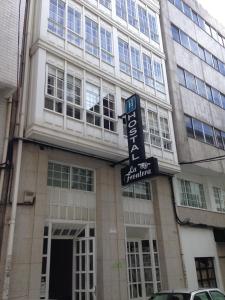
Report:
195,257,217,288
127,239,161,299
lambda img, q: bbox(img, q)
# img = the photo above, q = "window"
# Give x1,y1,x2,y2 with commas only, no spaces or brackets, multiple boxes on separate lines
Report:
185,71,196,92
212,88,221,106
196,78,206,98
189,38,199,56
86,83,101,126
183,3,191,18
221,94,225,109
203,123,214,145
191,10,198,25
149,12,159,43
171,24,180,43
160,117,172,150
205,22,211,35
67,6,82,47
85,17,99,57
211,28,218,41
206,85,213,102
127,0,138,28
198,46,205,61
138,6,149,36
213,187,225,212
192,119,204,142
218,61,225,76
48,0,65,37
48,162,70,188
118,39,131,74
195,257,217,288
71,167,94,191
148,111,161,147
205,50,213,66
214,129,224,149
180,31,189,49
174,0,182,10
45,65,64,113
143,54,154,87
103,93,116,131
131,47,143,81
212,56,219,71
100,0,111,9
153,61,165,93
185,115,194,138
100,27,113,64
179,179,206,209
177,67,186,86
47,162,94,191
66,74,82,120
116,0,127,20
123,181,151,200
197,15,205,30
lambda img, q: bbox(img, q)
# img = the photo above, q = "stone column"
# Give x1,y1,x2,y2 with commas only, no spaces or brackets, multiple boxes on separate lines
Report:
96,165,128,300
151,175,185,289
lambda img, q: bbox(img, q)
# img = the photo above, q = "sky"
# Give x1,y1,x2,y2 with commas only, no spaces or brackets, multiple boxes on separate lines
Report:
197,0,225,27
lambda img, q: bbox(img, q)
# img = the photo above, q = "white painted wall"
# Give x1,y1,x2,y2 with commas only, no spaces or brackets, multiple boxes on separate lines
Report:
179,227,224,290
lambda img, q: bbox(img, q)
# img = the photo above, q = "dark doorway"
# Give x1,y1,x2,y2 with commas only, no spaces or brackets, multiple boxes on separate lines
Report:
49,239,73,300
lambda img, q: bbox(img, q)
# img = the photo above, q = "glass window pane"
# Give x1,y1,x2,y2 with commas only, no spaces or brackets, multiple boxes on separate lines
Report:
193,119,204,142
185,115,194,138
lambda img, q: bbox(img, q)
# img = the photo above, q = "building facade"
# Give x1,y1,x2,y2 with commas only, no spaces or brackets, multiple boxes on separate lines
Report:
0,0,188,300
0,0,26,253
160,0,225,291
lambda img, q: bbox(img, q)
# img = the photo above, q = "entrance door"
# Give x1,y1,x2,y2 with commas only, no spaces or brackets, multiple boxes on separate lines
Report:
127,240,160,300
49,239,73,300
73,234,95,300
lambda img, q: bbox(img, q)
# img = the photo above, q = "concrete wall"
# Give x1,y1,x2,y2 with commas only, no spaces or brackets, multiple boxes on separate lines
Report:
179,227,224,290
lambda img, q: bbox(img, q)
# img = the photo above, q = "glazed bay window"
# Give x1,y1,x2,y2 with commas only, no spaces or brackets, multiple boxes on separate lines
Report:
179,179,207,209
45,65,64,113
148,111,161,148
127,0,138,28
66,74,82,120
48,0,65,37
118,38,131,74
85,17,99,57
138,6,149,36
116,0,127,20
100,0,111,9
213,187,225,212
103,93,116,131
143,54,154,88
67,6,82,47
160,117,172,150
100,27,113,64
48,162,94,192
131,47,143,81
86,83,101,126
153,61,165,93
148,13,159,43
123,181,151,200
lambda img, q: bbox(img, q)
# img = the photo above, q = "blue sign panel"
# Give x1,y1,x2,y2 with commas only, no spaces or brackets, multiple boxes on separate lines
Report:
125,95,136,114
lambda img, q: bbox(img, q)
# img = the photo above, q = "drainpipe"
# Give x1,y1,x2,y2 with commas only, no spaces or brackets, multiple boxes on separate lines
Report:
2,0,33,298
0,97,12,203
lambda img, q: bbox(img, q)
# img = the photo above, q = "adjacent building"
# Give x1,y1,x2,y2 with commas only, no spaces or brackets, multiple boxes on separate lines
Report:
161,0,225,291
0,0,185,299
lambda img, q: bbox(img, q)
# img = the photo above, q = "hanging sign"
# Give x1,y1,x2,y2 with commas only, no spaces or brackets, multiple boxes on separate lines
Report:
121,94,159,186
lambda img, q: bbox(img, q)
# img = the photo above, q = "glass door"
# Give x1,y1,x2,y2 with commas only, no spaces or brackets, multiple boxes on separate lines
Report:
73,228,96,300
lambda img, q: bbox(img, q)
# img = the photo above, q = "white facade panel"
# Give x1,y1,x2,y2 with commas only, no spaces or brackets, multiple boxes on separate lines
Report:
179,227,223,290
